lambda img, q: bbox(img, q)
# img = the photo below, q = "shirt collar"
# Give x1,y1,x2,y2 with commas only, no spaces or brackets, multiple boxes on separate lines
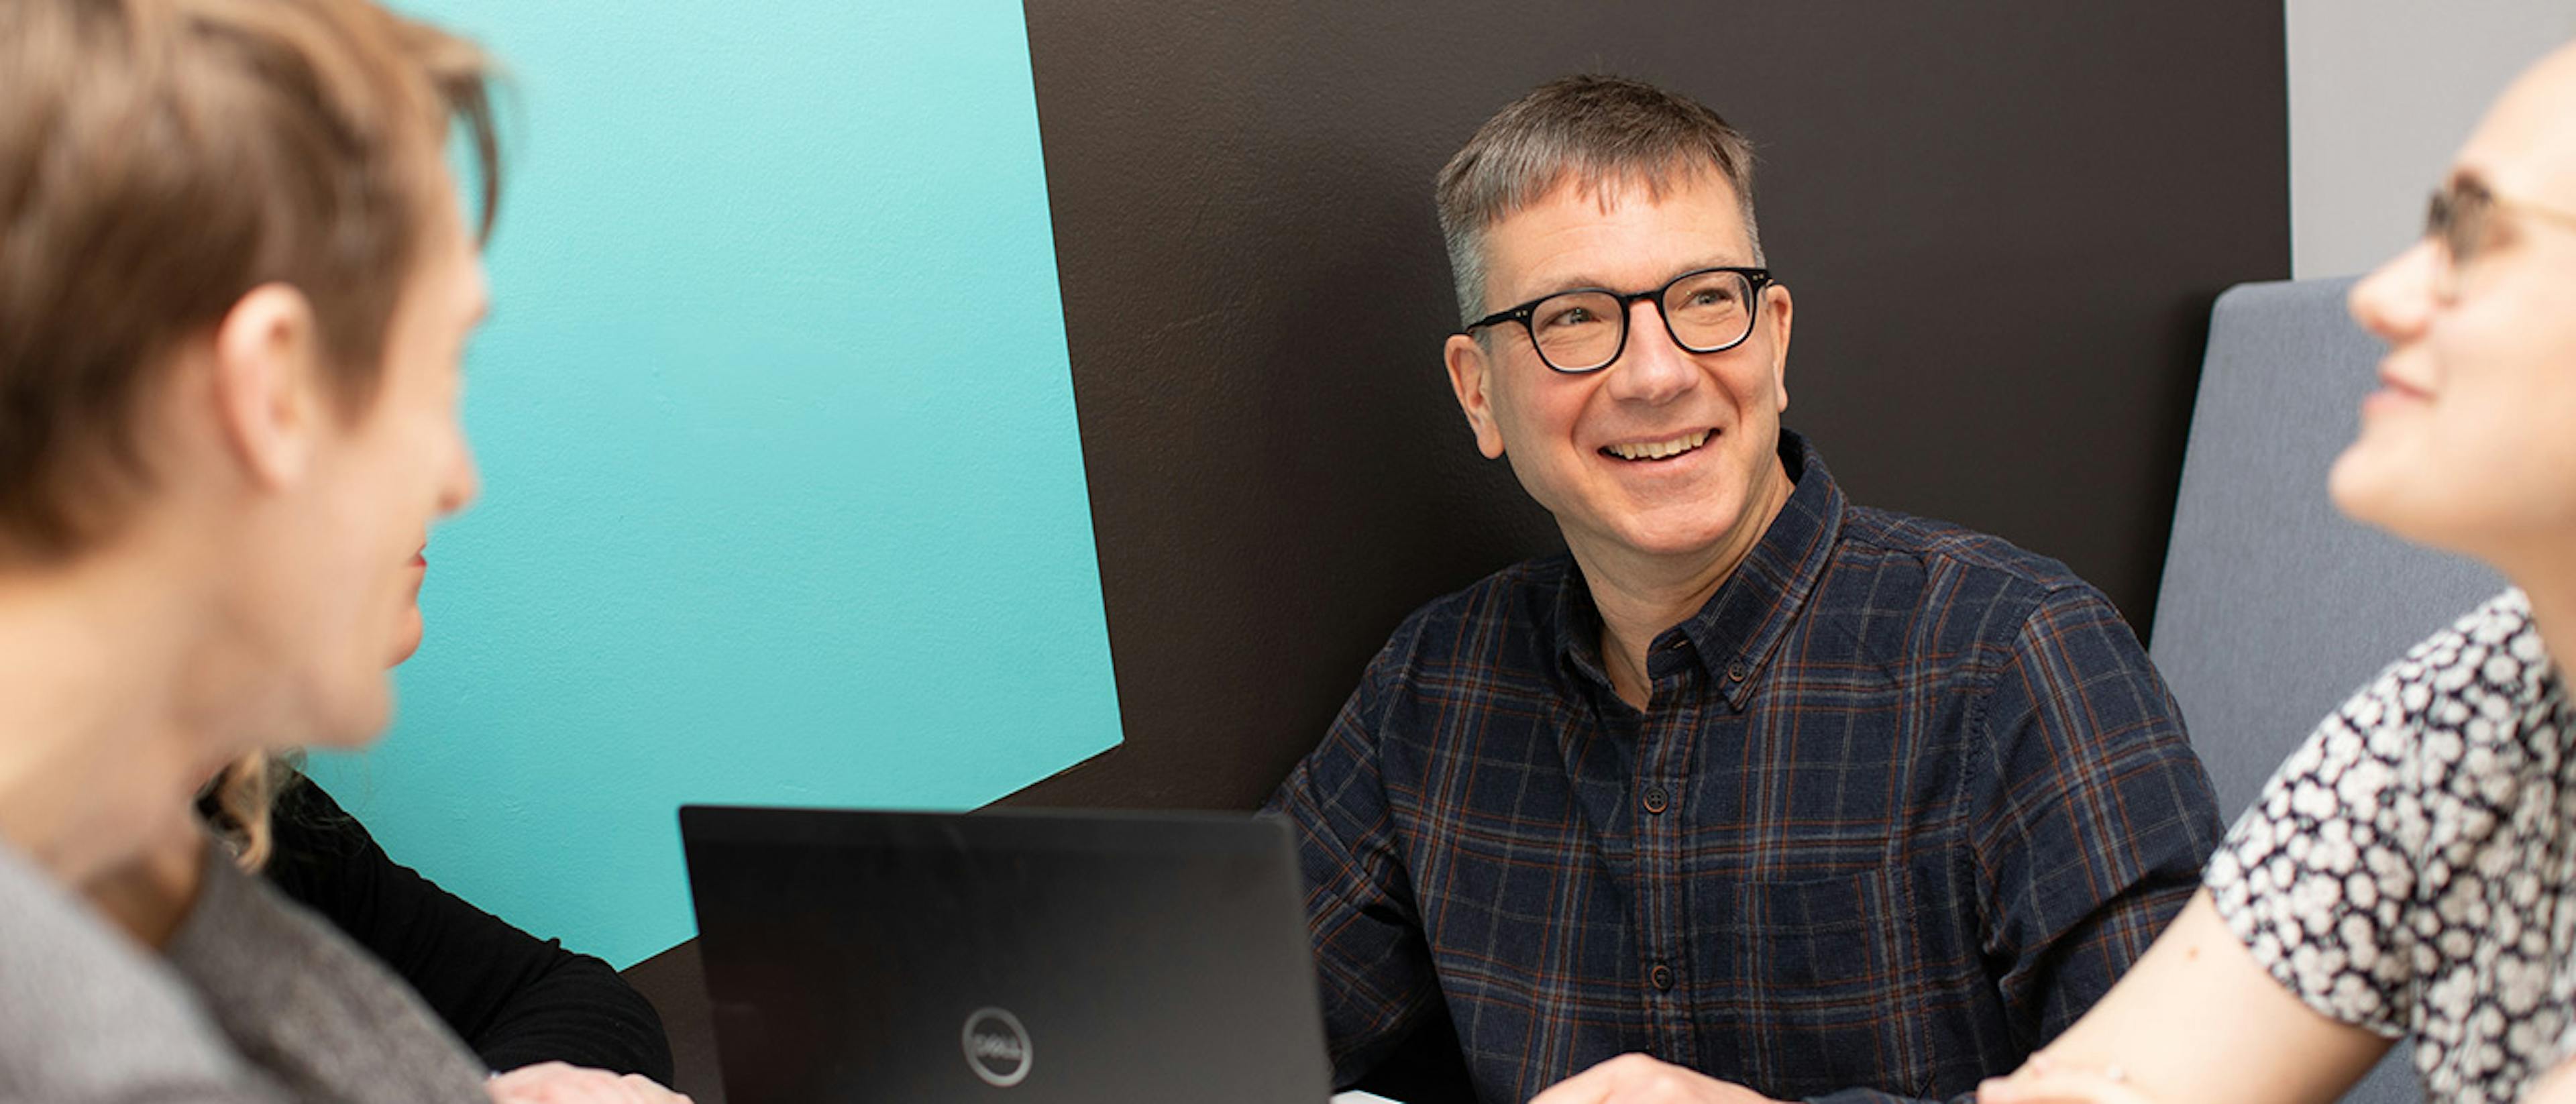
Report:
1551,429,1846,710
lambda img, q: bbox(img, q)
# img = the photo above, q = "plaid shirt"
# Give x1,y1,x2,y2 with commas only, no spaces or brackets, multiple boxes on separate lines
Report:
1267,431,2221,1104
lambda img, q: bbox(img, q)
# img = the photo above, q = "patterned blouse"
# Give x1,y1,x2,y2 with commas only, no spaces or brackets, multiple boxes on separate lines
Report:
2208,590,2576,1104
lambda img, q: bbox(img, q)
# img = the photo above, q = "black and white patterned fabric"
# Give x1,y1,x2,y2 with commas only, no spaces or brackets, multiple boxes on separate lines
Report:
2207,589,2576,1103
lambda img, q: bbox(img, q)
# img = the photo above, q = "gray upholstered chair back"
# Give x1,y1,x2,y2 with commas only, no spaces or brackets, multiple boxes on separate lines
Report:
2150,277,2507,1104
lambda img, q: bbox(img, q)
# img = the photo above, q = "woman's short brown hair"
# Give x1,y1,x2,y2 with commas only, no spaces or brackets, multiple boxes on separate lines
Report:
0,0,501,563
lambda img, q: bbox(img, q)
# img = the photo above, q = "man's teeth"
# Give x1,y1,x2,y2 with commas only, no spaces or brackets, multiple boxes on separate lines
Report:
1606,430,1711,461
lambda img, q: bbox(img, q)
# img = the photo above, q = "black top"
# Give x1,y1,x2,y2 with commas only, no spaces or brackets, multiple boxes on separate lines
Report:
244,777,674,1082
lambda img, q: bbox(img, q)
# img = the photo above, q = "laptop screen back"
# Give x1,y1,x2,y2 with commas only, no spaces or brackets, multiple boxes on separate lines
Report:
682,806,1332,1104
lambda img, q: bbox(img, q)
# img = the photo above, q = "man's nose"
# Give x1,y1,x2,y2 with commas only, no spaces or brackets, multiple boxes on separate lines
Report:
1601,298,1697,404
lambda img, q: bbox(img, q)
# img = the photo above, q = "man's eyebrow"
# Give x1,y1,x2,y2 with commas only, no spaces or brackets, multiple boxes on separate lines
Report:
1511,273,1615,302
1509,259,1750,302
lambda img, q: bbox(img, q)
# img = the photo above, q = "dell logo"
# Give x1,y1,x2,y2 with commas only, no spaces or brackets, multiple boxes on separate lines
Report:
961,1007,1032,1087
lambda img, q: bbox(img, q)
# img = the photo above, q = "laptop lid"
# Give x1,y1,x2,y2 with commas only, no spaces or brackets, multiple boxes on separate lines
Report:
680,806,1334,1104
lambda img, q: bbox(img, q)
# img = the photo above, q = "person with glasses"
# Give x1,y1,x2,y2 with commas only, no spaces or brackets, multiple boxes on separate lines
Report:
1978,38,2576,1104
1265,75,2222,1104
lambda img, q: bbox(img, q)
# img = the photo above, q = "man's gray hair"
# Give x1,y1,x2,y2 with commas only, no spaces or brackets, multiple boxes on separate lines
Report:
1434,75,1763,326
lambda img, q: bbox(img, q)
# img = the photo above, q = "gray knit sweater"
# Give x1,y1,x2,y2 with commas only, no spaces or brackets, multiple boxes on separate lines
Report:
0,838,492,1103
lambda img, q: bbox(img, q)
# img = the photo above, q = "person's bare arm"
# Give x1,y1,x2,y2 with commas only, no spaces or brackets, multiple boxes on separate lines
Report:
2524,1057,2576,1104
1977,891,2390,1104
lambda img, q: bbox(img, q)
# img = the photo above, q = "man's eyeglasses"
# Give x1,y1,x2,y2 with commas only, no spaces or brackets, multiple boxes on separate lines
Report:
1460,266,1774,374
2426,175,2576,301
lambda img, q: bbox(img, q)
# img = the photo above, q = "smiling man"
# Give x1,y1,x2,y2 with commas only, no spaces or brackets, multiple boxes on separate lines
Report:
1266,76,2223,1104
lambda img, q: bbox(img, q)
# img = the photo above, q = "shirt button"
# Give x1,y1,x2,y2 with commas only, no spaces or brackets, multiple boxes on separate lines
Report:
1650,963,1674,991
1642,786,1670,815
1725,661,1748,682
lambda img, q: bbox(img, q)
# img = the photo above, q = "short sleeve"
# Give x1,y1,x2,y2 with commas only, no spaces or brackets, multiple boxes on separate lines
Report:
2203,590,2546,1042
2204,665,2421,1038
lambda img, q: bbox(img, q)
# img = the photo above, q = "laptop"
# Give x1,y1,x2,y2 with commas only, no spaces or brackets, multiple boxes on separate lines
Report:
680,805,1335,1104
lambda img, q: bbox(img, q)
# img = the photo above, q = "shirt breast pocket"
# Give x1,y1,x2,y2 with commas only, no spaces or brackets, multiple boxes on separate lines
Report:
1697,866,1935,1098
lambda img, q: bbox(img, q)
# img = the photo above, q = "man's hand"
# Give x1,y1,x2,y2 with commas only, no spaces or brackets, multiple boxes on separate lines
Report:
486,1062,692,1104
1526,1054,1785,1104
1977,1055,2157,1104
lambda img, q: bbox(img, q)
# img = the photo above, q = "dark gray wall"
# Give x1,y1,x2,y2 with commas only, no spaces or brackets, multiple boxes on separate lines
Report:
1008,1,2291,811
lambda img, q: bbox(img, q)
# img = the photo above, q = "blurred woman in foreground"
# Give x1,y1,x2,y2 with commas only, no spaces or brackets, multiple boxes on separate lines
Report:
0,2,678,1101
167,538,675,1082
1981,38,2576,1104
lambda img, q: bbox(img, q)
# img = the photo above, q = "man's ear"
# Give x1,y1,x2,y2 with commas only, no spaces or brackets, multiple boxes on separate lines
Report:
1765,282,1794,416
1444,333,1507,459
209,284,327,490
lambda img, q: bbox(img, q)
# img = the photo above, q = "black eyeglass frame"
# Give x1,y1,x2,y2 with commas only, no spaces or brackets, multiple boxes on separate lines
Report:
1460,265,1776,374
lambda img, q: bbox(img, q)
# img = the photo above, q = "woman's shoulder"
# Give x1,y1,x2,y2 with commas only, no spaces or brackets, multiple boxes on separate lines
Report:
2392,588,2545,688
165,852,490,1103
0,842,273,1101
2239,587,2567,861
2361,588,2557,746
2218,590,2559,869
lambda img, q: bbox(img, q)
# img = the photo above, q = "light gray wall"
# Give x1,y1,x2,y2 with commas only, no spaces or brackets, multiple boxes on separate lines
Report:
2288,0,2575,278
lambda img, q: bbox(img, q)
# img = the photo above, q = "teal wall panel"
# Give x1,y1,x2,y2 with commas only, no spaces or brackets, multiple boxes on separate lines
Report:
310,0,1121,968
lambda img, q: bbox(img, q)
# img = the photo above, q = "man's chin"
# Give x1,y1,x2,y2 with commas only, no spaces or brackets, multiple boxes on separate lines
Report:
1569,522,1746,566
1614,505,1754,558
